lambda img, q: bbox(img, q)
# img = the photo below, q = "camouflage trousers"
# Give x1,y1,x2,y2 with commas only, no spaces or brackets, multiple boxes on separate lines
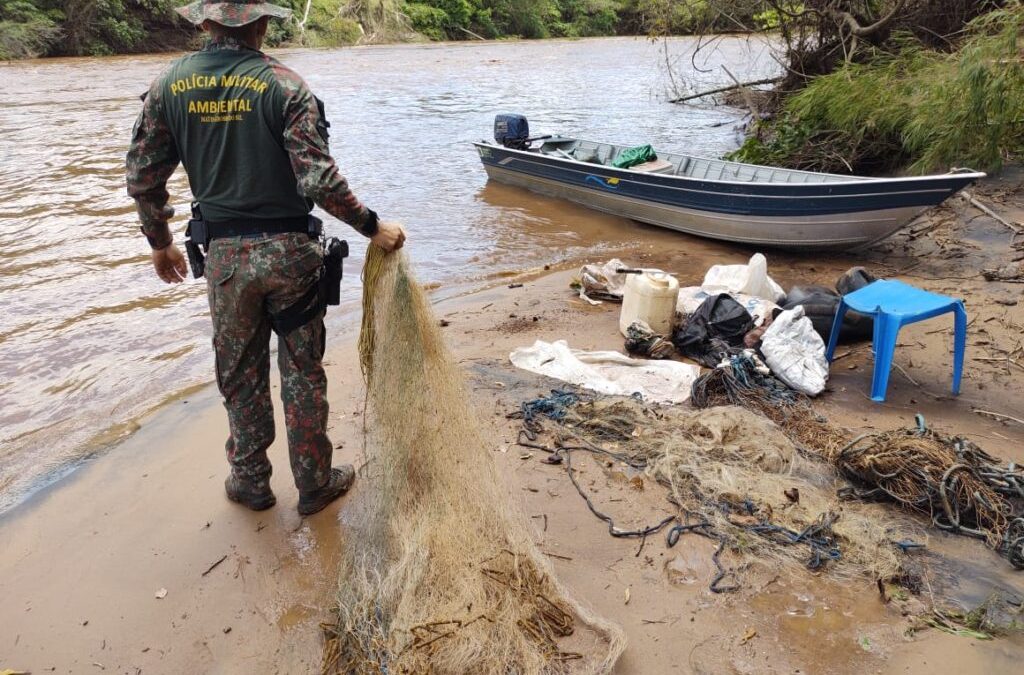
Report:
205,232,333,494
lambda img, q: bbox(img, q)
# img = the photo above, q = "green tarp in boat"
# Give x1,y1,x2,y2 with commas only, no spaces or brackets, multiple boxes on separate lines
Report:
611,144,657,169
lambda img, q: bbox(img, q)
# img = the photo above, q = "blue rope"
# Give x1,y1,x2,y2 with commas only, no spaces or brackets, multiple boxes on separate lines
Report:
727,353,800,404
519,390,581,424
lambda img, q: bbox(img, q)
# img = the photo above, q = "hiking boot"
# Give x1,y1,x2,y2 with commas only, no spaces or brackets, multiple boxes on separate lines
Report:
224,475,277,511
297,465,356,516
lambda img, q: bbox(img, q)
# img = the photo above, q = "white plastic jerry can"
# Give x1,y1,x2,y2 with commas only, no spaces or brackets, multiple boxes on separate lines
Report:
619,271,680,337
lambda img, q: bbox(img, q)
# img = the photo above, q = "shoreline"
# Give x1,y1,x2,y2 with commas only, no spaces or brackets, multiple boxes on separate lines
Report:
0,247,628,519
0,33,735,65
3,187,1023,671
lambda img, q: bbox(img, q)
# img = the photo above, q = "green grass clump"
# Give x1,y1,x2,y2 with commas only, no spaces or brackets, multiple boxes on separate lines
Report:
730,3,1024,175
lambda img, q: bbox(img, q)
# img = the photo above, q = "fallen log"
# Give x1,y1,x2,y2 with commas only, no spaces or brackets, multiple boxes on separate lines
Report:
669,77,782,104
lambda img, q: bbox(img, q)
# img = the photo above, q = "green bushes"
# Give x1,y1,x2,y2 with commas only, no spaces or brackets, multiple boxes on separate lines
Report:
639,0,762,36
730,4,1024,174
0,18,59,58
550,0,619,37
0,0,59,58
290,0,365,46
404,3,447,39
56,0,181,55
0,0,187,57
399,0,675,41
307,15,362,45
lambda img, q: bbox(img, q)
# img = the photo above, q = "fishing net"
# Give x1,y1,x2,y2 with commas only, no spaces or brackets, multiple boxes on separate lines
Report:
322,246,625,673
836,418,1024,569
690,353,848,457
515,392,912,588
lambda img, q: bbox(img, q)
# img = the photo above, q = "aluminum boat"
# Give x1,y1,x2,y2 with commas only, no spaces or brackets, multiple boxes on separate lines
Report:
474,119,984,250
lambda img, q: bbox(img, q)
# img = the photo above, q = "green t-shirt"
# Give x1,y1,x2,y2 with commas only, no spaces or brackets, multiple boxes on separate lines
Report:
159,44,312,222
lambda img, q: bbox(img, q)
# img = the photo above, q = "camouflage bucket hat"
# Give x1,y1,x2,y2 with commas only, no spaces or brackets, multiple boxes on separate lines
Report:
175,0,292,27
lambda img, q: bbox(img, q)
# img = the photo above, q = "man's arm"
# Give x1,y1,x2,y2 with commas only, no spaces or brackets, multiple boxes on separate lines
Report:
126,78,188,283
126,80,180,251
279,75,404,250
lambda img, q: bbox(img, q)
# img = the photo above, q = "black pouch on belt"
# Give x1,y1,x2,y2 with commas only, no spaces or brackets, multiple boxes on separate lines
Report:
270,235,348,336
320,237,348,306
185,202,209,279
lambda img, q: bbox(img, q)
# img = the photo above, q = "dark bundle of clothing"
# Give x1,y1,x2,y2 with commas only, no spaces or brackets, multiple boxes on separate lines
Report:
672,294,755,367
624,320,676,359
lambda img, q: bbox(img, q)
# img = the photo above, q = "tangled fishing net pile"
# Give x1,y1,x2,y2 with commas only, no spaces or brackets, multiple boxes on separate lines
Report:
321,246,624,674
690,353,848,456
837,419,1024,569
516,393,912,587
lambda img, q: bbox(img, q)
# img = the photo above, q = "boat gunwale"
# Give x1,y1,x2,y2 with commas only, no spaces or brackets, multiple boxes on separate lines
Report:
471,140,987,189
483,153,963,203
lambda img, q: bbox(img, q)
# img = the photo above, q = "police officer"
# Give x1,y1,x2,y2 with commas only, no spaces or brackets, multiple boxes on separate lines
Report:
126,0,405,515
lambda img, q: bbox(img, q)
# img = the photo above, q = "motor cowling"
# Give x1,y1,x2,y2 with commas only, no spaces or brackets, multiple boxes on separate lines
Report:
494,114,530,150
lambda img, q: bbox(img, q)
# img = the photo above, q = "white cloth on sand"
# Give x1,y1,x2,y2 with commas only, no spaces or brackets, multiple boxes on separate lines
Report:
509,339,701,404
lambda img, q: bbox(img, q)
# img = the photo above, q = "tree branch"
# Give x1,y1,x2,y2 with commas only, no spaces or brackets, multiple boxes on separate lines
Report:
832,0,908,37
669,77,783,104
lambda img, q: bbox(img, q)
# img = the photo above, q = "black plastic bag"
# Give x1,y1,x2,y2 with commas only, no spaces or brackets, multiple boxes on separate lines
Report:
783,281,873,344
836,266,877,296
672,294,754,367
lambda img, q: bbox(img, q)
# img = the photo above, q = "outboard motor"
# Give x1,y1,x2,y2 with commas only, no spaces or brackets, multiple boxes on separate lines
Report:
494,114,530,150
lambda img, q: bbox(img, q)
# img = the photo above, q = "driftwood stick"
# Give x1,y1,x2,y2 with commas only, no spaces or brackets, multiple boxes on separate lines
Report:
201,554,229,577
669,77,782,104
973,409,1024,426
892,362,919,387
456,26,486,40
963,192,1023,234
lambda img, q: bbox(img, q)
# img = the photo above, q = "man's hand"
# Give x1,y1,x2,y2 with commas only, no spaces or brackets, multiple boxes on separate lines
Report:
370,222,406,252
152,244,188,283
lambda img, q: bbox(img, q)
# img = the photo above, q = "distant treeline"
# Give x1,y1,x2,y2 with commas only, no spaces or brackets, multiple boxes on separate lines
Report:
396,0,758,40
0,0,759,59
0,0,188,58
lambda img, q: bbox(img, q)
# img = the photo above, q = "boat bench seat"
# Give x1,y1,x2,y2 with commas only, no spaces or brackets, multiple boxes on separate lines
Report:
631,158,674,174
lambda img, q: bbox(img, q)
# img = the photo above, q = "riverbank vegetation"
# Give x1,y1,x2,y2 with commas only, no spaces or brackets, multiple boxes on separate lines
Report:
718,0,1024,175
0,0,759,58
2,0,1018,179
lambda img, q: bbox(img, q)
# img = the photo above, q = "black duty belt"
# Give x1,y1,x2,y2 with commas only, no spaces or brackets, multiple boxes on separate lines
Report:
184,206,325,280
205,216,314,242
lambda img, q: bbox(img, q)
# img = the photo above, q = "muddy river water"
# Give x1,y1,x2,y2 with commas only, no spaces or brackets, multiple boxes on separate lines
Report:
0,37,776,513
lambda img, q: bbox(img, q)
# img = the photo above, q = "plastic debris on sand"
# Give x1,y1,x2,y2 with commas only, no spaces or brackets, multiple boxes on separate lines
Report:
510,339,700,404
575,258,630,305
760,306,829,397
701,253,786,304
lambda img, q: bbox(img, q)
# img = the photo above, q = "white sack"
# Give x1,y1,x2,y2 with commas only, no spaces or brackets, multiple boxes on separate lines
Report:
676,286,779,326
701,253,786,303
577,258,630,305
760,306,829,396
509,339,700,404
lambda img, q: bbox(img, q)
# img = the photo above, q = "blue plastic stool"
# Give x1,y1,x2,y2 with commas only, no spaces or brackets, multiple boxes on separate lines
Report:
825,279,966,402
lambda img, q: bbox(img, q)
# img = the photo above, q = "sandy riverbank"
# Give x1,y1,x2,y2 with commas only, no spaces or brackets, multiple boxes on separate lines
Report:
2,178,1023,673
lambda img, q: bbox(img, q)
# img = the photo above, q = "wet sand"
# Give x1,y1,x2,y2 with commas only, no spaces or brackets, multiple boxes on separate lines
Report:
2,179,1023,672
